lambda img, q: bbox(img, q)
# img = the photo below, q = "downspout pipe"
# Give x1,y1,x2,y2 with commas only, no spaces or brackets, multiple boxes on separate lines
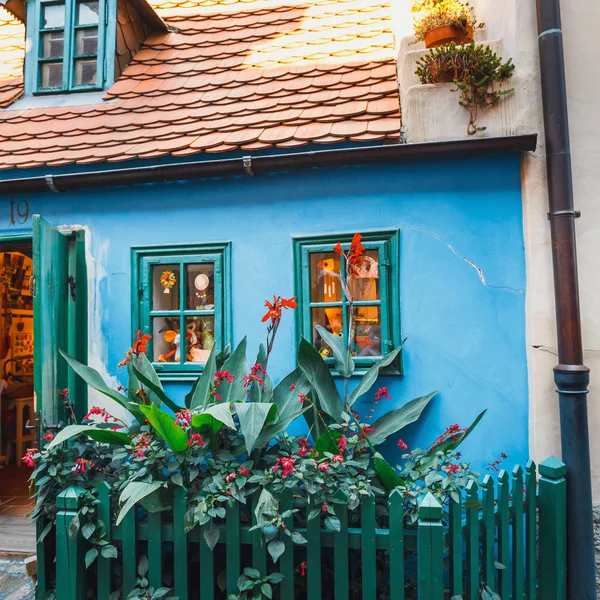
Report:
536,0,596,597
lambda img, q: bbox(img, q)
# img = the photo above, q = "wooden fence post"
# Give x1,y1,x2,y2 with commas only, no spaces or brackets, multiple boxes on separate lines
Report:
417,492,443,600
55,486,86,600
538,456,567,600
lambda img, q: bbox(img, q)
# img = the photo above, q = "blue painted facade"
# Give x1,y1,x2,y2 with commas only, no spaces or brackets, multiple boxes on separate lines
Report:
1,150,528,472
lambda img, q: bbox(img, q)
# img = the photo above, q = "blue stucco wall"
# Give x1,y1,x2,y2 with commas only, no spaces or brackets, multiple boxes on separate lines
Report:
1,151,528,472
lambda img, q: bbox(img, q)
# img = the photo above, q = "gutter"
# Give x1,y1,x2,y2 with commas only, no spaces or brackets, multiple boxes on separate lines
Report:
536,0,595,597
0,134,537,195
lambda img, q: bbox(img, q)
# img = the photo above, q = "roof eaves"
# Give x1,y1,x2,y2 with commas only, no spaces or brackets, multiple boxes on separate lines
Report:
128,0,169,32
0,0,25,21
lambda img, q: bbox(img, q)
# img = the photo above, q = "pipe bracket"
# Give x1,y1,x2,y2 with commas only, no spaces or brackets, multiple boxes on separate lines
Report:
547,209,580,220
243,156,254,176
45,174,61,193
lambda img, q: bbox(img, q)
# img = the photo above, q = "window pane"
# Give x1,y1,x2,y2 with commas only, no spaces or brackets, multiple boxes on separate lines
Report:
310,251,342,303
43,3,65,28
312,307,343,356
77,0,99,24
347,250,380,301
187,263,215,310
185,316,215,364
75,28,98,55
74,58,97,86
40,62,63,88
41,31,64,58
352,306,382,357
152,317,181,363
152,265,180,311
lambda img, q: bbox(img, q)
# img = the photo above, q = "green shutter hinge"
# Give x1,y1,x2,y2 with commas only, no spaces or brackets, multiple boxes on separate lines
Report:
104,1,109,24
384,340,394,351
67,275,76,301
380,260,391,268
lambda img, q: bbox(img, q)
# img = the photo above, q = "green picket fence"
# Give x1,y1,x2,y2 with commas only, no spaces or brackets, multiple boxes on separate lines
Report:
36,457,566,600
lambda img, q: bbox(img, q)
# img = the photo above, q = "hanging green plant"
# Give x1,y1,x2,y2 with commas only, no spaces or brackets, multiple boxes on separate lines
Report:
411,0,482,48
415,42,515,135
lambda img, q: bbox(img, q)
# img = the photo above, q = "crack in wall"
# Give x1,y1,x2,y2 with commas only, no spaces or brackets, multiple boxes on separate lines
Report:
532,345,600,355
404,225,525,295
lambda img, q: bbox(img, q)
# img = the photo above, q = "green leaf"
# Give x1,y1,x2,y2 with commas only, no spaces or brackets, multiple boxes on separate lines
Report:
374,454,405,493
138,404,188,452
255,368,310,446
47,424,130,449
101,545,118,559
85,548,98,569
261,583,273,599
140,489,169,513
116,481,163,526
217,337,248,404
347,345,403,408
315,325,354,377
244,568,261,579
297,337,342,422
254,488,278,524
82,522,96,540
189,345,218,410
185,376,202,410
204,521,220,550
368,391,437,445
267,539,285,563
131,360,182,414
235,403,278,454
60,350,130,411
314,429,341,457
192,403,236,433
324,516,341,532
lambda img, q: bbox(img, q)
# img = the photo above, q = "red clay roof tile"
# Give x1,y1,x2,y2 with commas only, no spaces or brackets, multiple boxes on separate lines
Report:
0,0,400,170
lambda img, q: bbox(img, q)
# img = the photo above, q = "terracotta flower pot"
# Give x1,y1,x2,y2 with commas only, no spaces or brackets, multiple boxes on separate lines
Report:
424,24,473,48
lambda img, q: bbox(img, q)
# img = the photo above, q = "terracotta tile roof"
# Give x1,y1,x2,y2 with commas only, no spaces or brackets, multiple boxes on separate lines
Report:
0,0,400,171
0,7,25,109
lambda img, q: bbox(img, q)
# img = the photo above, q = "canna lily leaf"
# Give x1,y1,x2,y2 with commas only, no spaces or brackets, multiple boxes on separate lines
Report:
191,402,236,433
235,402,277,454
216,337,248,404
60,350,130,412
130,361,182,414
189,345,218,410
374,453,405,494
138,403,188,452
368,391,437,445
47,424,130,449
314,429,342,457
297,337,342,422
315,325,354,378
347,345,403,408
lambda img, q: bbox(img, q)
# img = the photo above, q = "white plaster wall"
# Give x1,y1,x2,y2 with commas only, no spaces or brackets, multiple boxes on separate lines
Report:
391,0,600,497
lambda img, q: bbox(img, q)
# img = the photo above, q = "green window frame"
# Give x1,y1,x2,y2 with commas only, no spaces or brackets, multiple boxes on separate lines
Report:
293,230,402,375
28,0,107,93
131,243,232,381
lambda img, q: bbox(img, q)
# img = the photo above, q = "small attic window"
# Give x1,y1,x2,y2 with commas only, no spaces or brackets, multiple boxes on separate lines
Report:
32,0,106,93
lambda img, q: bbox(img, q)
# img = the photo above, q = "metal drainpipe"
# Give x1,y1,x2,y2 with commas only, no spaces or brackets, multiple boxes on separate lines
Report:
536,0,596,597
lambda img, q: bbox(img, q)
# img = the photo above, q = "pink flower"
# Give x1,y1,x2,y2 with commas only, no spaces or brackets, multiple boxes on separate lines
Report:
133,433,152,458
289,384,296,391
322,503,328,513
243,364,266,388
331,454,343,463
175,409,191,429
337,436,347,451
214,371,235,386
298,392,308,405
187,433,205,448
446,464,460,475
375,387,391,401
298,446,310,457
318,462,329,472
397,439,408,450
272,456,296,477
74,458,87,473
225,473,237,483
44,431,54,442
22,448,36,468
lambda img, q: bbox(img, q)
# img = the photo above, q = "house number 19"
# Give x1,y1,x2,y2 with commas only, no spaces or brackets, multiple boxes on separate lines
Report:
9,199,30,226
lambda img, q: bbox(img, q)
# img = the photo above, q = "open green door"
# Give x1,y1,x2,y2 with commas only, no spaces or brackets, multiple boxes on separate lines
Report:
33,215,87,431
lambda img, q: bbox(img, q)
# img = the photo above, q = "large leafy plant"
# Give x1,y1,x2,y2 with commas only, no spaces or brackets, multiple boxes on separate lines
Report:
411,0,481,43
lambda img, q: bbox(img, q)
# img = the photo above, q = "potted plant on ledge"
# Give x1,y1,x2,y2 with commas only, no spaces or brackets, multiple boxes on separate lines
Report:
412,0,482,48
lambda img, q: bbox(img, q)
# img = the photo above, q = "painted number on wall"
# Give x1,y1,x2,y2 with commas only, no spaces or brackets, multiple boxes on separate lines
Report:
9,199,30,226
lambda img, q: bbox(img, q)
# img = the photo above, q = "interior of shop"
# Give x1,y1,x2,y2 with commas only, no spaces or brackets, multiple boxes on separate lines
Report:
0,249,36,521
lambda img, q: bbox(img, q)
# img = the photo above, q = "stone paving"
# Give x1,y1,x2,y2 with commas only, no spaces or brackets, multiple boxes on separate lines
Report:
0,558,35,600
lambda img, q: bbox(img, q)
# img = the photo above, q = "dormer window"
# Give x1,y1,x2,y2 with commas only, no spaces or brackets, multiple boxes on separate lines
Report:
34,0,106,92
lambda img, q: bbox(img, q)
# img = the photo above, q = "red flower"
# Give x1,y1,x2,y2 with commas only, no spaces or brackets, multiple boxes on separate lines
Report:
272,456,296,477
298,392,308,405
44,431,54,442
501,453,507,460
214,371,235,386
133,433,152,458
362,426,376,434
337,436,348,451
299,561,307,577
175,409,191,429
243,363,266,388
397,439,408,450
333,242,343,255
119,332,152,367
322,503,328,513
317,462,329,472
22,448,36,468
298,446,310,457
446,464,460,475
375,387,391,401
225,473,237,483
239,466,250,476
74,458,87,473
331,453,343,463
261,295,297,323
289,384,296,391
187,433,205,448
